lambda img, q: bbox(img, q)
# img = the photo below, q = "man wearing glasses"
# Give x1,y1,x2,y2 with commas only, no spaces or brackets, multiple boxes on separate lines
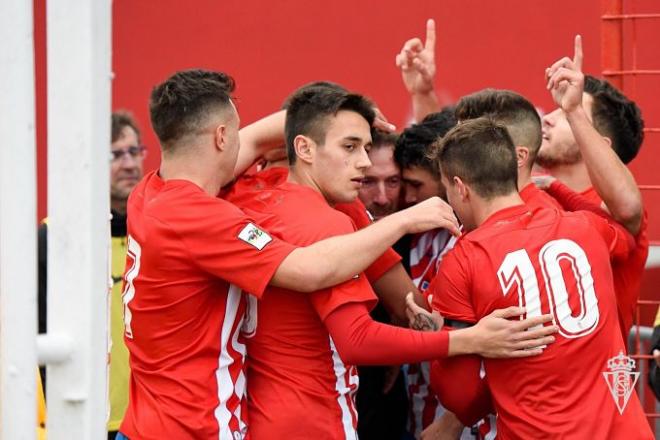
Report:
38,111,146,440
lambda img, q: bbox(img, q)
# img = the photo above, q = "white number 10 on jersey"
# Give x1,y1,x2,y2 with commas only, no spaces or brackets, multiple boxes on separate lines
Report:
497,238,599,339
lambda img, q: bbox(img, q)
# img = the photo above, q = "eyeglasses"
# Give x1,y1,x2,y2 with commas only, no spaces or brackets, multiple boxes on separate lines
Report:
110,145,146,162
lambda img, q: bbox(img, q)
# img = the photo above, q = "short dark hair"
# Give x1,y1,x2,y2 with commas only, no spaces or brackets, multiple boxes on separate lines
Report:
584,75,644,164
371,129,398,151
284,88,375,165
112,111,140,143
455,89,541,168
149,69,235,152
281,81,348,109
433,117,518,199
394,107,456,177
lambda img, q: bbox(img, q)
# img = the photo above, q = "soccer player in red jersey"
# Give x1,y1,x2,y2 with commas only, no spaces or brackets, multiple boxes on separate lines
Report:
118,70,469,440
432,88,565,439
233,87,557,440
538,36,647,340
428,117,652,439
455,88,563,214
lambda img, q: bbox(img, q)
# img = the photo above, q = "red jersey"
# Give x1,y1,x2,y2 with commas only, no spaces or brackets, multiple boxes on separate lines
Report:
120,171,295,440
519,182,562,212
225,166,401,283
233,182,377,439
547,181,650,338
431,205,651,439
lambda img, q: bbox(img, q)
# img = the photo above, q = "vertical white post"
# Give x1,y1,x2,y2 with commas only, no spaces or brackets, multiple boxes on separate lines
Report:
46,0,112,438
0,1,37,439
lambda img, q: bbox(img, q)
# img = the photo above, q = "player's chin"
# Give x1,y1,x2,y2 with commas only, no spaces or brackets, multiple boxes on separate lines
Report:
337,189,359,204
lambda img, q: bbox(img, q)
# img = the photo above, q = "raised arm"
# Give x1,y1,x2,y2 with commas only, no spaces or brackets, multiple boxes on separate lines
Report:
234,110,287,177
395,19,441,122
545,35,642,235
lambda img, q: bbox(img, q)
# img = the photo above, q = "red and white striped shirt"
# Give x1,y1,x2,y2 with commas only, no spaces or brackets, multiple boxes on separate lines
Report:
406,228,457,437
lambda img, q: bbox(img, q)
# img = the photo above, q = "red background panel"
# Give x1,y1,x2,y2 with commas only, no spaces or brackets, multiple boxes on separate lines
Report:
33,0,658,318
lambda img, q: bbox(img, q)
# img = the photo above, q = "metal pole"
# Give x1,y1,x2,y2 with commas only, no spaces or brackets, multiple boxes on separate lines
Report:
0,1,37,439
46,0,112,437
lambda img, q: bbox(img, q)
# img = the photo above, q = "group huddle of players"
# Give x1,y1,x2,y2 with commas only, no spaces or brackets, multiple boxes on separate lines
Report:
115,20,653,440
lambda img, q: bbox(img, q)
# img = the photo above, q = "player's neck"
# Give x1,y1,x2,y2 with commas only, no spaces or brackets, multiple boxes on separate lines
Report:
475,192,526,227
287,166,335,206
547,162,592,193
159,156,230,197
517,169,533,191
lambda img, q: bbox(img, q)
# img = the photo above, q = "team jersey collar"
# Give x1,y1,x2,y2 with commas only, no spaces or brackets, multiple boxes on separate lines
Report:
519,182,539,203
480,203,530,229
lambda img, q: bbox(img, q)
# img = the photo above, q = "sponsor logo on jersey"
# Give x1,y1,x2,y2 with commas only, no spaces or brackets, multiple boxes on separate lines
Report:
238,223,272,250
602,350,639,414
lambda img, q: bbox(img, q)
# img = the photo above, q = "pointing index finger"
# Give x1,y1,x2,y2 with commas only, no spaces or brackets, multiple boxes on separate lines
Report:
573,34,583,72
425,18,436,52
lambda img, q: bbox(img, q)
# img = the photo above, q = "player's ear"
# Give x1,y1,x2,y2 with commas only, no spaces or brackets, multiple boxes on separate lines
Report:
294,135,314,164
454,176,469,201
214,124,227,152
515,146,529,169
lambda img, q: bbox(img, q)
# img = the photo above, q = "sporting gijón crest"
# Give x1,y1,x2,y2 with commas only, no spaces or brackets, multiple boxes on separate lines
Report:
602,351,640,414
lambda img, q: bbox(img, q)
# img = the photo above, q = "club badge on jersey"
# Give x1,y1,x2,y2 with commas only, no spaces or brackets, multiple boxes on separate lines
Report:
238,223,272,250
603,351,640,414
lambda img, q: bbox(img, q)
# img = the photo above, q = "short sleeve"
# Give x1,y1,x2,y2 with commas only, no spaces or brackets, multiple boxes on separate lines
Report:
311,275,378,321
430,244,477,323
174,196,296,298
334,199,402,283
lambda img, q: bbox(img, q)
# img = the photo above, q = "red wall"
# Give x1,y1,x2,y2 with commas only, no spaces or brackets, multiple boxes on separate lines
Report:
109,0,605,176
35,0,658,309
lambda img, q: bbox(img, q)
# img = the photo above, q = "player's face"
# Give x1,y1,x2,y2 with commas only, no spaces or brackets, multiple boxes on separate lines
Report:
313,110,372,205
402,166,445,206
536,93,594,169
110,126,144,210
358,145,401,219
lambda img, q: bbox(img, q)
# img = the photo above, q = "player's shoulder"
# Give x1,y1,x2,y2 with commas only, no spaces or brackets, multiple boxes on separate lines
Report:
134,172,246,230
260,182,356,243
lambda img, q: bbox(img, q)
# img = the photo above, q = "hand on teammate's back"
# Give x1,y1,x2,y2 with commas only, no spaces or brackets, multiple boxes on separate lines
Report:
468,307,557,358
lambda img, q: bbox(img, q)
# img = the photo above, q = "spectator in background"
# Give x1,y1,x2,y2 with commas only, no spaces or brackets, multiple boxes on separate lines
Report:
358,130,401,221
38,111,145,440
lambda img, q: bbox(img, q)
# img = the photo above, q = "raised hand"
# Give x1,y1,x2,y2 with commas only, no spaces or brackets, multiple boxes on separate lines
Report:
395,19,437,95
545,35,585,113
